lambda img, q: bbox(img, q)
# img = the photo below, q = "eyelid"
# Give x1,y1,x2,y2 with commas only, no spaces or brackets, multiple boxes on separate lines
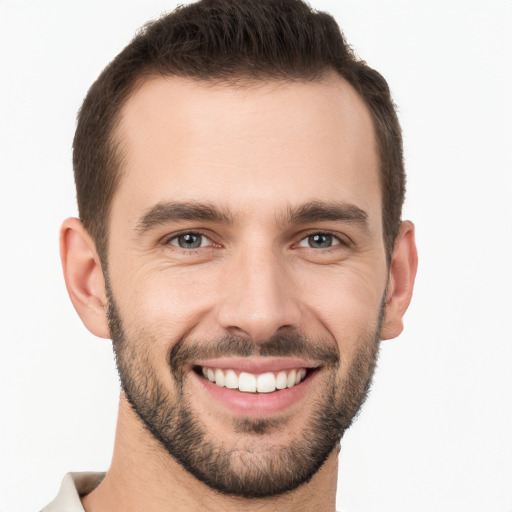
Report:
295,230,350,248
163,229,219,248
160,229,350,250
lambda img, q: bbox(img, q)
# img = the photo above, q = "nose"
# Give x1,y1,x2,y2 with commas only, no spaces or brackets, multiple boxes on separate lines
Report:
216,247,302,343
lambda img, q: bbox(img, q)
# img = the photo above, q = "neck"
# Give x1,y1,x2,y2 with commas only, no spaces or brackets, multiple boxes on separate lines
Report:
81,396,339,512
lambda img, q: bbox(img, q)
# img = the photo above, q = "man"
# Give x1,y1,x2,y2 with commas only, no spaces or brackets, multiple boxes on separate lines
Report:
46,0,417,510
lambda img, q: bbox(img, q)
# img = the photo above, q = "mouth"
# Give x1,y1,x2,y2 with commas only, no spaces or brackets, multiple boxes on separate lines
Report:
189,358,321,416
194,365,315,393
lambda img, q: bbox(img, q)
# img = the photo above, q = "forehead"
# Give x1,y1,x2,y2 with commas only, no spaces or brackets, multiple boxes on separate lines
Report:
112,74,380,227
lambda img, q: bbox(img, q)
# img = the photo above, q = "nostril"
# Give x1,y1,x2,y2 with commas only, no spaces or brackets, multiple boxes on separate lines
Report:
224,325,252,340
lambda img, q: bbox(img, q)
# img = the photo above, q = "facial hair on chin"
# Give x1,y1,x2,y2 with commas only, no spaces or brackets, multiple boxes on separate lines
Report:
106,281,383,499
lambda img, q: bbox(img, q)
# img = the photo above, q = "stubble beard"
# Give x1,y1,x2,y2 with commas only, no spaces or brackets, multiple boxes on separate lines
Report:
106,283,382,499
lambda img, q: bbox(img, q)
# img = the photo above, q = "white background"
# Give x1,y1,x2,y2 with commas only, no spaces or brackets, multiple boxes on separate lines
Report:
0,1,511,511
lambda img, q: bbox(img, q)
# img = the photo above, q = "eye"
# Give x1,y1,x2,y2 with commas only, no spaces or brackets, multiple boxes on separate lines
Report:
298,233,341,249
168,232,211,249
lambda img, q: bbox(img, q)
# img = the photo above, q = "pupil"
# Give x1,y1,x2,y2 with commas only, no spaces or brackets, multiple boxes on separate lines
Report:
180,233,201,248
310,234,331,248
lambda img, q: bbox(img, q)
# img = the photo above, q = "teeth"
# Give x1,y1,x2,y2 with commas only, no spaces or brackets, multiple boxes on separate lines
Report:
200,366,308,393
239,372,256,392
276,371,287,390
257,372,276,393
225,369,238,389
215,368,225,387
287,369,296,388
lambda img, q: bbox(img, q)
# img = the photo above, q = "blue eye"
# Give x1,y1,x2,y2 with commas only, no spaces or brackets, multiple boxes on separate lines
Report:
298,233,341,249
169,233,208,249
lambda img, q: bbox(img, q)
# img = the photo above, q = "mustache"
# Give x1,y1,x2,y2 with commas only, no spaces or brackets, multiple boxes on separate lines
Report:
169,332,340,377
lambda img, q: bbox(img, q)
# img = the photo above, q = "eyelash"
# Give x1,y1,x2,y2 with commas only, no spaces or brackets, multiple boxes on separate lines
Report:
165,231,219,251
296,231,348,250
164,230,349,252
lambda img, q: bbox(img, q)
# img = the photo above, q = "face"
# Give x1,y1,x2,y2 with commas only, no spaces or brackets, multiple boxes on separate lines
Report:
105,75,389,497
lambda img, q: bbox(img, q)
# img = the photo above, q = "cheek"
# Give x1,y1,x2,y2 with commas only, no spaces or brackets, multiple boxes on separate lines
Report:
116,264,219,340
298,265,385,354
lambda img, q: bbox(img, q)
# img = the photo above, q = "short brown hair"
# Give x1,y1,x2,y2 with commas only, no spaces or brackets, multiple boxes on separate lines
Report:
73,0,405,263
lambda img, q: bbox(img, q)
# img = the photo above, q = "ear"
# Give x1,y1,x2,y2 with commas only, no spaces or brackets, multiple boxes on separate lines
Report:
60,217,110,339
380,221,418,340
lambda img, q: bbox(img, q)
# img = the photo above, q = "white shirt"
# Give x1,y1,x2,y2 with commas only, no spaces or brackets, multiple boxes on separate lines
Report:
42,472,105,512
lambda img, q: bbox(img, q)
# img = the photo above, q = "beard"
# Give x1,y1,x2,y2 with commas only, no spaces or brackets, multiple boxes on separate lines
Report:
106,282,382,499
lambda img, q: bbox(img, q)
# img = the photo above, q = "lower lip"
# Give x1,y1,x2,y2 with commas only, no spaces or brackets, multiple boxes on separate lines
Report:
190,370,317,416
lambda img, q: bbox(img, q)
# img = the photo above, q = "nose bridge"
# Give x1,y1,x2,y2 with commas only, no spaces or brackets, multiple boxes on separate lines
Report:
217,242,301,342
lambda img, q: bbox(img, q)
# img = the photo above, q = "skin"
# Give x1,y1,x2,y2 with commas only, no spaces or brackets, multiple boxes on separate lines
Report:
60,73,417,511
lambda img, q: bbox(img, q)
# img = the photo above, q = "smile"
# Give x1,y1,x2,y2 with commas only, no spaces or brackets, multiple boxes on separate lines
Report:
190,357,321,415
199,366,308,393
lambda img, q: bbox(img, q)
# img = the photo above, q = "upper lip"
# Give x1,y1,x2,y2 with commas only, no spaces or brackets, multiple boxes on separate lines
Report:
191,357,321,374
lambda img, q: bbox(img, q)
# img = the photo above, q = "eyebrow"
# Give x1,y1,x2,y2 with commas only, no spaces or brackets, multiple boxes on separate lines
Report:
135,200,369,234
135,201,234,233
284,201,369,227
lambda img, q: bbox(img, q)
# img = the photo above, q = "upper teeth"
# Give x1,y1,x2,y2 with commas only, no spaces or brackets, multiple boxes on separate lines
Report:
201,367,307,393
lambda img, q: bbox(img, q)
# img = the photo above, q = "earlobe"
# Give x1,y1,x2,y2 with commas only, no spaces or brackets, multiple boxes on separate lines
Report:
60,218,111,339
380,221,418,340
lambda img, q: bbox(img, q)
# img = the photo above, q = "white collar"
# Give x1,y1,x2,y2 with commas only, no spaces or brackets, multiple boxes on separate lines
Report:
42,472,105,512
